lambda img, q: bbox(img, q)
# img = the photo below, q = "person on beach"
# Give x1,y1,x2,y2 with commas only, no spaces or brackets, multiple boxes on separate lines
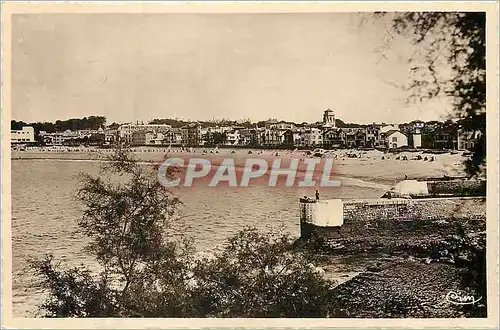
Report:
315,190,320,200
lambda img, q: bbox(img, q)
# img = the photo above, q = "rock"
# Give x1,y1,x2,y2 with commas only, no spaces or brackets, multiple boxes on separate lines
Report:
367,265,383,272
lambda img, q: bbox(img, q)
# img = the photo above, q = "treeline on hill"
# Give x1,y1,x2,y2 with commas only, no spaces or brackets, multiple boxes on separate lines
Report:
134,118,366,129
11,116,108,134
149,117,295,128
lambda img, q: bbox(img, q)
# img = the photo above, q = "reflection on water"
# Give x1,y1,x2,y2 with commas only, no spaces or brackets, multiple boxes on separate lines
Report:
11,159,386,317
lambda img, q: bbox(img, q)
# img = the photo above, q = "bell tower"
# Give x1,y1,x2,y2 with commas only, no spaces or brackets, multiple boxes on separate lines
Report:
323,109,336,128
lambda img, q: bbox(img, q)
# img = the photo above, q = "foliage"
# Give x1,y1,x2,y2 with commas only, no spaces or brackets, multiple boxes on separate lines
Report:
191,228,334,317
464,128,486,176
108,122,121,130
149,118,256,129
12,116,106,133
30,149,335,317
29,256,119,317
76,148,181,296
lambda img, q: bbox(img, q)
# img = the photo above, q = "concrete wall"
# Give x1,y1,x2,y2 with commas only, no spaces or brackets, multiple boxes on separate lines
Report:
300,197,486,243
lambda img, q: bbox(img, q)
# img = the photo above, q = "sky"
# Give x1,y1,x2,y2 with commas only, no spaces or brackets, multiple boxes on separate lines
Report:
11,13,454,125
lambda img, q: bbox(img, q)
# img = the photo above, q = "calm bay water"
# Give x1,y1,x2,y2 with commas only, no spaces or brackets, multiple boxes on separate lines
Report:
11,159,388,316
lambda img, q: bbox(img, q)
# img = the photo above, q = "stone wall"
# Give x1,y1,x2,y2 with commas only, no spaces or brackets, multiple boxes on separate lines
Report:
300,197,486,245
426,180,486,197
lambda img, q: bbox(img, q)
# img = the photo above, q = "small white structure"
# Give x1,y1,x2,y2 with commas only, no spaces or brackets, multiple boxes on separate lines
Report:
11,126,35,144
411,121,424,148
391,180,429,197
300,199,344,227
413,133,422,148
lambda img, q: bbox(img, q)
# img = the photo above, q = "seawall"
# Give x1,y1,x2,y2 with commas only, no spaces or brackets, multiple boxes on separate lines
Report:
300,197,486,243
299,178,487,255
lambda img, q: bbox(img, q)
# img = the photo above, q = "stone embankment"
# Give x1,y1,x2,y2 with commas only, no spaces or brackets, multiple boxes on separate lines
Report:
299,179,486,249
300,196,486,249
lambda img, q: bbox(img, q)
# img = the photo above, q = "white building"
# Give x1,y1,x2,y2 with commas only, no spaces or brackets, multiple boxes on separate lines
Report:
104,129,118,145
302,128,323,147
292,131,305,147
224,130,241,146
238,129,255,146
261,128,287,146
384,130,408,149
39,129,99,146
39,131,65,145
149,132,166,145
11,126,35,144
164,128,184,146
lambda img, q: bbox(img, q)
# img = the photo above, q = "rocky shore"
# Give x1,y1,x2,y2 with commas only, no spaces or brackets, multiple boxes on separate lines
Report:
301,220,487,318
328,258,485,318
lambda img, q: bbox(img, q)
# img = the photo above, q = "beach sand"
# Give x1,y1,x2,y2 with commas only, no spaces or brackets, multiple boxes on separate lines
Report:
12,147,469,185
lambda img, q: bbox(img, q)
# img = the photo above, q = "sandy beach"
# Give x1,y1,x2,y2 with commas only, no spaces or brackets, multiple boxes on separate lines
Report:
12,147,469,185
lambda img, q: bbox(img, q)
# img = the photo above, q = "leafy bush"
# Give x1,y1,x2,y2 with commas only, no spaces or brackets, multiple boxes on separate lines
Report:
191,228,334,317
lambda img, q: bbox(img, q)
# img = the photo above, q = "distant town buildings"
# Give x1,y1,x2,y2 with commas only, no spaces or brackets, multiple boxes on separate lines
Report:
11,126,35,144
11,109,483,151
364,123,381,148
119,123,172,145
38,128,106,146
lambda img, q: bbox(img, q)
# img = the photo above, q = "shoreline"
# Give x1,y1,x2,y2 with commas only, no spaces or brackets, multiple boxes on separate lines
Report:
12,147,468,185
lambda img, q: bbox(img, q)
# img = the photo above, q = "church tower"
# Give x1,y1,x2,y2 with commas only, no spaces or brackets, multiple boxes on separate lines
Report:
323,109,336,128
